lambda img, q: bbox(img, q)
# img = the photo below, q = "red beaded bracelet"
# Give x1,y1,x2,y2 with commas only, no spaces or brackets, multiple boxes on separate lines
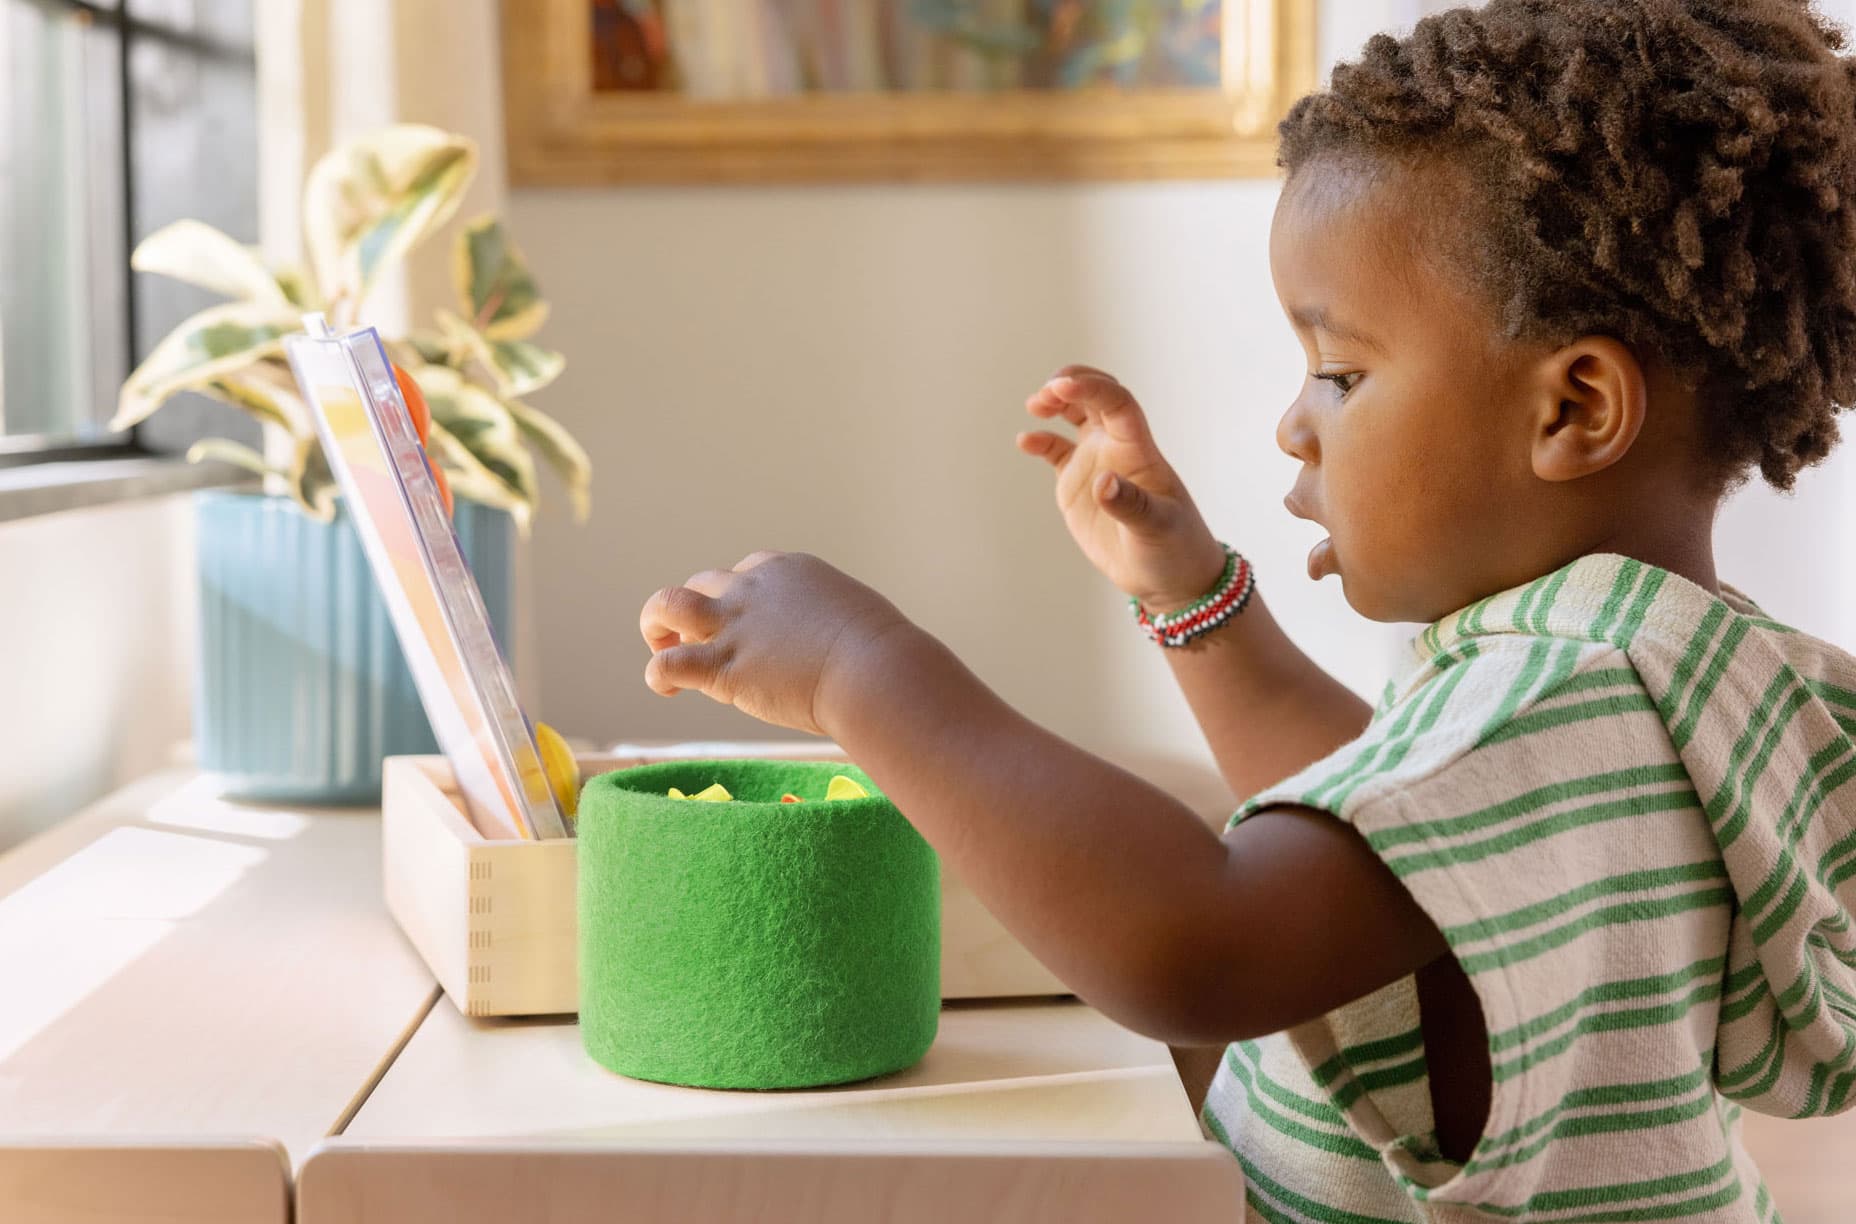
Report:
1131,545,1255,648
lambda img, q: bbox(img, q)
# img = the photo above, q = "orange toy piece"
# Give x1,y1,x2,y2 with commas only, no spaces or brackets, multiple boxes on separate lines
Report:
393,362,431,444
398,364,451,516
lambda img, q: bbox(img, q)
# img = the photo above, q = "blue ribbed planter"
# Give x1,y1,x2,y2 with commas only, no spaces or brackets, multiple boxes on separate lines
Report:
193,490,514,804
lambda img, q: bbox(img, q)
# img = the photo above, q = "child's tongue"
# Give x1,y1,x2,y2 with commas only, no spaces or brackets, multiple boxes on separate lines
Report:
1308,537,1336,580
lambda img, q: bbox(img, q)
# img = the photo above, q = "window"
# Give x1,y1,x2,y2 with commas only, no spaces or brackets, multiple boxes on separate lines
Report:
0,0,256,464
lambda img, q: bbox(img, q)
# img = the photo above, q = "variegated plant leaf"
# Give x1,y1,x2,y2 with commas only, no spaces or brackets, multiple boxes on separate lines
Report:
185,438,279,480
468,434,537,515
505,398,591,522
112,301,302,432
201,357,312,438
416,364,539,514
272,264,321,310
414,364,520,454
433,306,499,374
426,419,534,533
431,307,563,398
287,434,341,522
399,329,455,368
186,435,334,523
132,219,290,306
304,124,477,313
486,337,565,398
453,215,548,341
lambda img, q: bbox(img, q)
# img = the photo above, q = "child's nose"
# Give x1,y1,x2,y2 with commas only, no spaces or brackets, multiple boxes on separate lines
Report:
1276,396,1319,464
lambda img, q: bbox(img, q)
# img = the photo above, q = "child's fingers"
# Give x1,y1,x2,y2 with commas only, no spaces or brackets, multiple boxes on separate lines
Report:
1025,383,1086,428
734,549,786,573
644,641,727,698
1093,469,1164,529
1015,429,1076,468
682,568,735,598
640,584,725,650
1047,374,1153,445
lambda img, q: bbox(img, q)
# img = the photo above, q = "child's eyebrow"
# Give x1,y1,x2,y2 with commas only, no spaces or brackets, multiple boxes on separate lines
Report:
1289,306,1386,354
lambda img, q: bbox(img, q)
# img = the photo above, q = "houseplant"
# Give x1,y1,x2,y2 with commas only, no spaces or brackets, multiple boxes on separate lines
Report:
115,123,591,803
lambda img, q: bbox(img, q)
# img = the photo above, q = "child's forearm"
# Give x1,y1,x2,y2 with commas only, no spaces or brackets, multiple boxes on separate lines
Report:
816,624,1254,1041
1161,592,1372,800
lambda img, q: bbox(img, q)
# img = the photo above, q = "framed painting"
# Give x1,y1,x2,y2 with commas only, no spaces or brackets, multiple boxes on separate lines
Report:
502,0,1319,184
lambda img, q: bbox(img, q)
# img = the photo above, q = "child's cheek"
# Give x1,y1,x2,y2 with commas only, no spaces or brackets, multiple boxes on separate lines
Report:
1329,415,1463,611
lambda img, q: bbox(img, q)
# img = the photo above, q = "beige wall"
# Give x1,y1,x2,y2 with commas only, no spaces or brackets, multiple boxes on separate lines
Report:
510,182,1386,757
0,498,196,847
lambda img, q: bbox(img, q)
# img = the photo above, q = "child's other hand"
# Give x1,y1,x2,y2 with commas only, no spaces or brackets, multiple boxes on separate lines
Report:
639,552,912,737
1018,366,1226,610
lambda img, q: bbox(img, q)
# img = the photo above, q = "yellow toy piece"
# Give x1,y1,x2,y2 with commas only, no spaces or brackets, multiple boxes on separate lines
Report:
666,777,865,803
534,721,581,820
825,775,869,801
669,782,733,802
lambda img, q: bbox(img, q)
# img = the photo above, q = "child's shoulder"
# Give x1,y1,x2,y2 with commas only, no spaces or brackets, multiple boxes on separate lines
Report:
1237,554,1856,870
1243,629,1643,831
1719,583,1856,715
1250,554,1856,832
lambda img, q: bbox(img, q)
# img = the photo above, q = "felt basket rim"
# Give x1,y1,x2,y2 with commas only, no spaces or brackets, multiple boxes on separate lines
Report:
581,758,895,815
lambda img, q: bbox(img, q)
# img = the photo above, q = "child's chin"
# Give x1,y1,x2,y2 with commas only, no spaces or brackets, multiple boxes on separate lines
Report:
1317,543,1433,623
1337,578,1387,622
1336,571,1423,625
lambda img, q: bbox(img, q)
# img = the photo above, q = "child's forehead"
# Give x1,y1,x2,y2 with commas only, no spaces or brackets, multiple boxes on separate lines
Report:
1275,155,1457,267
1273,165,1436,304
1271,154,1506,348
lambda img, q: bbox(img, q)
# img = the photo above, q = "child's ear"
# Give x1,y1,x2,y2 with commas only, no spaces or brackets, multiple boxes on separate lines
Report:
1529,337,1648,483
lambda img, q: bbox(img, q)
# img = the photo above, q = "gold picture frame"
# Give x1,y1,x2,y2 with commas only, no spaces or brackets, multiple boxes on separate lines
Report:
502,0,1318,184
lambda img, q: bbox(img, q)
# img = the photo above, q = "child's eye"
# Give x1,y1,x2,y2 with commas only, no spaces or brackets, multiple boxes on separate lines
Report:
1313,371,1362,398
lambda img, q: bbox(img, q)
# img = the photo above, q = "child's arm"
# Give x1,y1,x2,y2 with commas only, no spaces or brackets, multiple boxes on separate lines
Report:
1160,596,1373,799
1019,368,1369,798
639,553,1444,1044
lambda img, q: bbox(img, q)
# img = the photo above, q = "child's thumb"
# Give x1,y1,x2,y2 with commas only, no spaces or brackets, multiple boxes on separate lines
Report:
1095,471,1159,527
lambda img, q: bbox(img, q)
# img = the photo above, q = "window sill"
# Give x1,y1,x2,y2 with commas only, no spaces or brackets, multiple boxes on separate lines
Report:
0,455,250,526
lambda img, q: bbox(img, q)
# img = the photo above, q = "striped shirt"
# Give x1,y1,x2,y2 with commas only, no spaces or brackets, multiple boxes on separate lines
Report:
1203,553,1856,1223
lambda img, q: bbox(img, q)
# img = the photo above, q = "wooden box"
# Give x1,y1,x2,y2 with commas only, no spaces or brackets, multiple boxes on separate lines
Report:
381,742,1068,1017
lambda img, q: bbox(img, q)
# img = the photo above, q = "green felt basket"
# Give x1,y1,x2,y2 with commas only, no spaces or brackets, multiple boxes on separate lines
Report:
577,760,941,1090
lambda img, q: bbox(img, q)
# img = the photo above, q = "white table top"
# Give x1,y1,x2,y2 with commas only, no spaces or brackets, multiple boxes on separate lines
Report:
0,771,438,1168
346,995,1204,1146
0,761,1227,1224
0,766,1211,1159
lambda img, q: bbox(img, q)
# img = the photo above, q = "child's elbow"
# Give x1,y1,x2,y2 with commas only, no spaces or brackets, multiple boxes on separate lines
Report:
1083,932,1272,1048
1099,994,1243,1049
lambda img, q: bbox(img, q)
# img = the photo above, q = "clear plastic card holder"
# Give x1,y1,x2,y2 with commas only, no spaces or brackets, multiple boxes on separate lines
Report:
285,314,567,840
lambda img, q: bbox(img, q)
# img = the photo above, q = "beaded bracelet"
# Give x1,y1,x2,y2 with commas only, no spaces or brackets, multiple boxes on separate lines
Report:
1130,544,1256,648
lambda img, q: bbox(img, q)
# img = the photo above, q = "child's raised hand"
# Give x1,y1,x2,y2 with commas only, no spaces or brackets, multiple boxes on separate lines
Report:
639,551,913,737
1018,367,1226,610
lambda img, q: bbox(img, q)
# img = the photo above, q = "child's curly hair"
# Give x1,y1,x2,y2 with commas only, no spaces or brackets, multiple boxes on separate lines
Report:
1280,0,1856,490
